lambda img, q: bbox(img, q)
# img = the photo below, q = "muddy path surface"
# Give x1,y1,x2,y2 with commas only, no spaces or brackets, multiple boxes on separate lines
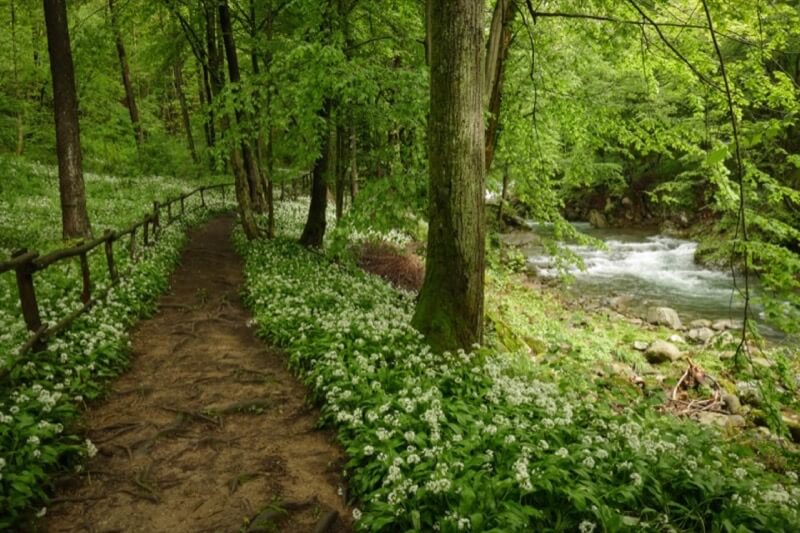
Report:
43,216,351,533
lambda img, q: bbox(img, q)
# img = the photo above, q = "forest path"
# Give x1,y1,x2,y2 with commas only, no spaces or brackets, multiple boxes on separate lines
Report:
44,216,351,533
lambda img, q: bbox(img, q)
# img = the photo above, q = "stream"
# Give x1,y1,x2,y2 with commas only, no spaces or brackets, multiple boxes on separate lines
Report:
512,222,775,333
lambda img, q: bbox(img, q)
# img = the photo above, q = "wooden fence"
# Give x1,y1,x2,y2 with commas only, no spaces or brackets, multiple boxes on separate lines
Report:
0,182,233,357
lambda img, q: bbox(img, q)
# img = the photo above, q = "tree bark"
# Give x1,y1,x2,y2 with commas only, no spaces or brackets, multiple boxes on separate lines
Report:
219,0,266,212
349,126,358,204
12,0,24,155
216,0,258,239
335,122,346,219
484,0,516,173
300,103,332,248
412,0,485,352
44,0,91,239
173,61,198,162
109,0,144,148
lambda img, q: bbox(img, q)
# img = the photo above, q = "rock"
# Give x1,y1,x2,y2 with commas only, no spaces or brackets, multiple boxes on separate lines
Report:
632,341,649,351
696,411,728,427
696,412,745,430
645,340,682,364
751,357,774,369
782,411,800,444
646,307,683,329
588,209,608,229
722,393,742,415
712,319,743,331
689,319,712,328
628,318,644,326
687,327,714,344
603,294,633,312
668,334,685,344
736,381,762,406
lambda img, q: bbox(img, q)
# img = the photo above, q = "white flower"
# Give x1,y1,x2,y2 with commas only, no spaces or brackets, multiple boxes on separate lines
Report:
579,520,596,533
555,447,569,458
85,438,98,458
36,507,47,518
363,445,375,456
630,472,643,486
582,456,595,469
352,508,362,521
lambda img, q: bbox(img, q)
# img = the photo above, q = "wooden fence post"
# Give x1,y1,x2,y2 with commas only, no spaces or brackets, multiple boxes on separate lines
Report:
13,249,43,338
144,217,150,246
153,201,161,237
79,249,91,304
180,195,185,215
200,188,206,207
129,226,137,261
104,230,119,284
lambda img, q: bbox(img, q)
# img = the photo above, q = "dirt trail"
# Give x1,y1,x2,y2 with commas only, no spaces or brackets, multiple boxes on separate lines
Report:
44,217,351,533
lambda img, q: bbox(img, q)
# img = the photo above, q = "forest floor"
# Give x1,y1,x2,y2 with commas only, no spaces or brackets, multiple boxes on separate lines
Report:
41,216,351,533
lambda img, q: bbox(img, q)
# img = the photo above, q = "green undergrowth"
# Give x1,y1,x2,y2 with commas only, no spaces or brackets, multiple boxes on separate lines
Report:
238,203,800,532
0,157,235,525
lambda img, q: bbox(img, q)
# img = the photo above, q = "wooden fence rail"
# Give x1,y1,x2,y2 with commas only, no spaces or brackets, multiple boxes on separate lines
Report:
0,182,233,357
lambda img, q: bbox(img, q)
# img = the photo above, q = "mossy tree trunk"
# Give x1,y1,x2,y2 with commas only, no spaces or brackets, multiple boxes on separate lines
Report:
412,0,485,353
44,0,92,239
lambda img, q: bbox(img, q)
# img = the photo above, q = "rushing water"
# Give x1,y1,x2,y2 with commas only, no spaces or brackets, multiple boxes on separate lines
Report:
518,223,756,326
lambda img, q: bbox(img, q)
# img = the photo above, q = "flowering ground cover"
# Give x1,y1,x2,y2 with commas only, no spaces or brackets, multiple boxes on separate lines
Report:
239,202,800,532
0,157,232,524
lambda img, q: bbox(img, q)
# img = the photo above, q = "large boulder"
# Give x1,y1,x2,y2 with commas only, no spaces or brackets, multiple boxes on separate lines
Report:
645,340,682,364
646,307,683,329
588,209,608,229
689,319,712,328
712,318,743,331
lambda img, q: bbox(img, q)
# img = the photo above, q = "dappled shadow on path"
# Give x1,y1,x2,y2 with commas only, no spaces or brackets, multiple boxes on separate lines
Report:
44,216,351,533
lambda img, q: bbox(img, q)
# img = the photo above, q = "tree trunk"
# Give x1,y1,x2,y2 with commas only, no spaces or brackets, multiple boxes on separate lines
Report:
109,0,144,148
44,0,91,239
412,0,485,353
219,0,266,212
497,161,509,223
12,0,24,155
349,126,358,204
300,103,332,248
173,61,198,162
215,1,258,239
484,0,516,173
335,123,346,219
198,61,214,150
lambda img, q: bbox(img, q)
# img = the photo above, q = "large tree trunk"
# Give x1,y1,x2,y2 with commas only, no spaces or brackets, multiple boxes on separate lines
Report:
218,0,266,212
109,0,144,148
44,0,91,239
300,103,332,248
412,0,485,352
173,61,198,162
484,0,516,172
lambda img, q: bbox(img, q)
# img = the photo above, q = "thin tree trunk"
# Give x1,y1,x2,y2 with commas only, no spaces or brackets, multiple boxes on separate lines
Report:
44,0,91,239
349,127,358,204
219,0,265,212
215,1,258,239
497,162,509,223
12,0,24,155
412,0,485,352
335,123,346,219
109,0,144,148
484,0,516,172
198,60,214,150
300,103,332,248
173,60,198,162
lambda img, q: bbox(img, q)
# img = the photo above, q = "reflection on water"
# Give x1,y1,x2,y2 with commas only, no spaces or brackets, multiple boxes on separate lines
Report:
520,223,759,326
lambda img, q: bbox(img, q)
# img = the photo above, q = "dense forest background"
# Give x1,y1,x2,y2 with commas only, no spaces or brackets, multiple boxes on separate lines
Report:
1,0,798,331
